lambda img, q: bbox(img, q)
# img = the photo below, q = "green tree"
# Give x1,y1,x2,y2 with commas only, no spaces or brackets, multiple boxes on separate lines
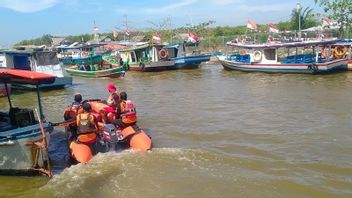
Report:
315,0,352,38
290,6,319,30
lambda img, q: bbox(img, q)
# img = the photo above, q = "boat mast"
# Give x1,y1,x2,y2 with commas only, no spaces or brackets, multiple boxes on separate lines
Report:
4,82,12,108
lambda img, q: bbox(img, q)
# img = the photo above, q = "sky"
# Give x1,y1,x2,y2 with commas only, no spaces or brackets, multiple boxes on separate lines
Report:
0,0,322,46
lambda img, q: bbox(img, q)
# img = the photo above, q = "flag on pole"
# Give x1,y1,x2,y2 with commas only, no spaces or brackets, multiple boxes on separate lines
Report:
322,17,331,27
112,30,119,38
268,24,279,33
187,32,200,43
125,29,131,36
152,33,161,42
93,21,99,32
247,19,258,30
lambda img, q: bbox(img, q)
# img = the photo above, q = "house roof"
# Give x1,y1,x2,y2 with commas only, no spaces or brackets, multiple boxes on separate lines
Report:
52,37,71,46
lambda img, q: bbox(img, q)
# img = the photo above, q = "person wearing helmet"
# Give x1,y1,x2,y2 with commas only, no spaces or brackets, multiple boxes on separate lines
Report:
106,83,121,108
113,91,137,129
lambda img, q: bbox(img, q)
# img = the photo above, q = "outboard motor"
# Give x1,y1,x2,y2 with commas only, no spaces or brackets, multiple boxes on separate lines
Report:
103,124,117,143
102,124,125,151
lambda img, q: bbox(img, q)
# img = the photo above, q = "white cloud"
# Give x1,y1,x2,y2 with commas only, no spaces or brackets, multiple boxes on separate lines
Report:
208,0,243,6
0,0,60,13
143,0,198,14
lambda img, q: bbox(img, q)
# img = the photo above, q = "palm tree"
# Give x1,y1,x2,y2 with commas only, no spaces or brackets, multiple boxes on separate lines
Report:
290,6,318,31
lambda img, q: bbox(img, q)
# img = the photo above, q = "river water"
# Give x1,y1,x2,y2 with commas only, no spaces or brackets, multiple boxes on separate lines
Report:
0,63,352,198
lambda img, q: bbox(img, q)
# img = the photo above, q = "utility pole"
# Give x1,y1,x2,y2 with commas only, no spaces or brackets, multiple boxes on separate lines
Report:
122,15,129,42
296,2,302,40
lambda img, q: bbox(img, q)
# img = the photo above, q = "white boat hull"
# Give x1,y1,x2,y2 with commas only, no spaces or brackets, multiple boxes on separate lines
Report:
220,59,348,74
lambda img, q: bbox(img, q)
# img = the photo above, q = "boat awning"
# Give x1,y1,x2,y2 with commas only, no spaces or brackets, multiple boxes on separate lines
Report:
227,39,341,49
0,69,56,85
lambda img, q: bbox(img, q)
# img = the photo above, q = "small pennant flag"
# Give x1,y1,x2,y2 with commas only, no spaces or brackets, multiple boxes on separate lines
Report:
152,33,161,42
322,17,331,27
187,32,200,43
268,24,279,33
247,19,257,30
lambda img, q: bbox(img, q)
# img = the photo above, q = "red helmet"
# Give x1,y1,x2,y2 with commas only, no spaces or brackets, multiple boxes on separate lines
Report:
106,83,117,92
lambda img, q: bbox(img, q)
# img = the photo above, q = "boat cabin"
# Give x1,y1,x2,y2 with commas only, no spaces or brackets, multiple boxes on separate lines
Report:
120,43,177,65
0,49,65,77
225,39,343,65
0,69,55,176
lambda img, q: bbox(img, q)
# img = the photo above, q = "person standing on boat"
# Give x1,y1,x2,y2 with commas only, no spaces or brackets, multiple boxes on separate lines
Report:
76,102,101,154
113,91,137,129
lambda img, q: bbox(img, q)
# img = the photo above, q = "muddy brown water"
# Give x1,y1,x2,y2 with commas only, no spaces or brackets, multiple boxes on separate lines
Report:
0,63,351,198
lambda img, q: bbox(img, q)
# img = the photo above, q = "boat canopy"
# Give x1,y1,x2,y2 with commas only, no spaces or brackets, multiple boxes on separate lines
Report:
57,43,106,50
0,69,56,85
227,39,341,49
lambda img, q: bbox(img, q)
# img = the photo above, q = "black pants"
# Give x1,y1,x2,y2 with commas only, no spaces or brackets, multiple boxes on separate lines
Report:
112,118,136,129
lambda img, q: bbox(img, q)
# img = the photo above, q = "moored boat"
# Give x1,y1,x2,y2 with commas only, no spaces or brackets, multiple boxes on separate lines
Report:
0,49,72,89
57,43,107,66
65,65,125,78
119,42,176,72
0,69,55,176
218,39,348,74
170,43,211,69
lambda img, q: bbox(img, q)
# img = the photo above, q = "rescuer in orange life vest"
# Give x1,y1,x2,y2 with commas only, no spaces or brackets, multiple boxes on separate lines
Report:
112,91,138,129
76,102,102,154
64,93,84,140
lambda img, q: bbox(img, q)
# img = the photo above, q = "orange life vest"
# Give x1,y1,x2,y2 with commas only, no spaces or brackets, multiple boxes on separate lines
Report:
120,100,137,124
64,103,83,121
76,113,97,143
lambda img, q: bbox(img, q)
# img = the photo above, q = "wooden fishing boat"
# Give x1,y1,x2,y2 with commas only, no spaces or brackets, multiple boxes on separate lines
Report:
65,65,125,78
119,42,177,72
170,43,211,69
218,39,348,74
57,43,106,66
0,69,55,176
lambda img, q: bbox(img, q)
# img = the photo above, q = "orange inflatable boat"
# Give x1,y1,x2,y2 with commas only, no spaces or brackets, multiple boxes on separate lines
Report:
64,100,152,164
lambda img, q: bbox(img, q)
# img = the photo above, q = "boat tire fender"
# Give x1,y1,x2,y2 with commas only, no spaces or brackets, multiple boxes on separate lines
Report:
253,50,262,62
159,49,169,59
308,63,319,73
334,46,348,59
139,62,145,69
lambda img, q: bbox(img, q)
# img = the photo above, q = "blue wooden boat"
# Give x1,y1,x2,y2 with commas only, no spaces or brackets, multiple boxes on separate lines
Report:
0,69,55,176
169,43,211,69
218,39,348,74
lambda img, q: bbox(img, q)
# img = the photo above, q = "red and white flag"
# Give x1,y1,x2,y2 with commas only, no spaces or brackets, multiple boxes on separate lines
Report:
247,19,257,30
125,29,131,36
112,30,119,38
268,24,279,33
152,33,161,42
322,17,331,27
188,32,200,43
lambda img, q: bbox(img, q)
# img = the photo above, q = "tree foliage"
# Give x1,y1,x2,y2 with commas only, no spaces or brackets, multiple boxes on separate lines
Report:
291,6,319,30
315,0,352,37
